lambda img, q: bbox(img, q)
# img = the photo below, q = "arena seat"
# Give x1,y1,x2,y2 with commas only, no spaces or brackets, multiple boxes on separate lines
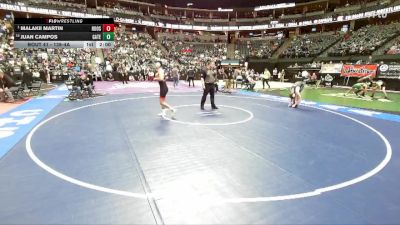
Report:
328,23,400,56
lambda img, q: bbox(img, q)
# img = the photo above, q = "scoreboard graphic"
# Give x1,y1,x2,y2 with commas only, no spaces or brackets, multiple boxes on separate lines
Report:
14,18,115,49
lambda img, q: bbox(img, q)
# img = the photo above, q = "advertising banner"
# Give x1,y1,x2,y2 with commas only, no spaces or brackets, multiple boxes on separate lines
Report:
320,63,343,74
341,64,378,77
377,64,400,79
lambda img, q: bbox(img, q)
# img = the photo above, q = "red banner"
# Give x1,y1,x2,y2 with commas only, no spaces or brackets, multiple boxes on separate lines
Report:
341,64,378,77
181,48,193,53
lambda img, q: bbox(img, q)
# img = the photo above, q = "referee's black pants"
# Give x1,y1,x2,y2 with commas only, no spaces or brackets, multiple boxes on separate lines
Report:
201,83,216,108
188,77,195,87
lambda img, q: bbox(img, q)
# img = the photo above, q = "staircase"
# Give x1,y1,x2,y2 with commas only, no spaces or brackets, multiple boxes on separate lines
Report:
156,37,170,55
96,49,105,63
318,36,343,57
227,43,235,59
271,38,292,59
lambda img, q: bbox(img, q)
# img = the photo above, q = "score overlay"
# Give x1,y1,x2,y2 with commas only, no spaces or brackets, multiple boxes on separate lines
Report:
14,18,115,49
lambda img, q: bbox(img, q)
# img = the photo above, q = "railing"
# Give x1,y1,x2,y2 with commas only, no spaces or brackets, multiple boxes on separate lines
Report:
193,18,229,23
334,5,361,13
281,14,303,19
305,10,325,17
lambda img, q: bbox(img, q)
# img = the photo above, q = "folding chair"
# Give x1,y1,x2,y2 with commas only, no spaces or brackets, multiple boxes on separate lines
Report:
65,80,78,100
28,81,42,96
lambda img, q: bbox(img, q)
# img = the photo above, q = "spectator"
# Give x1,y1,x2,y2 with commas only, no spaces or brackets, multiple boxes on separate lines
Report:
282,33,340,58
280,69,286,82
261,68,271,89
273,68,278,81
329,23,400,56
171,65,179,88
187,67,195,87
0,69,15,103
246,73,256,90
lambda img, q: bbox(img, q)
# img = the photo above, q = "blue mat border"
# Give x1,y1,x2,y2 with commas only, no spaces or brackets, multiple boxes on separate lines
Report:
0,85,68,159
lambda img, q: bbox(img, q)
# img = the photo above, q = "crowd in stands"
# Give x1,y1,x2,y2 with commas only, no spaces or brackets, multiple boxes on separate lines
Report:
235,38,283,59
328,22,400,56
288,61,324,69
281,33,340,58
16,0,87,13
104,27,179,81
162,39,227,71
158,32,226,43
0,16,100,102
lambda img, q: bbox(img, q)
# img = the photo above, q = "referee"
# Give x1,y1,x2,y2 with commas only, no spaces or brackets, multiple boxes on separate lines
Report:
200,61,218,110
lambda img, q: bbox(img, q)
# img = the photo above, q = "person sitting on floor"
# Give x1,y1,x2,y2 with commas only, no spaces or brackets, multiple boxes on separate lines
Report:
246,73,256,90
105,72,114,81
71,74,83,99
81,73,94,97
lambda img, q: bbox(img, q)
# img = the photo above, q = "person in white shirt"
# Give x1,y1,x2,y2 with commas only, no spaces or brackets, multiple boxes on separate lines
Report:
280,69,285,82
246,73,256,90
273,68,278,81
301,70,309,79
261,68,271,89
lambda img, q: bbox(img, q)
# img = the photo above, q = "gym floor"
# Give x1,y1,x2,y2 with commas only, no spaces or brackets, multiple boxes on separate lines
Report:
0,89,399,224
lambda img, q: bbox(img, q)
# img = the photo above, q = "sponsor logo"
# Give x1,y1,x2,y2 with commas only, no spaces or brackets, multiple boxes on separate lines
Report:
341,64,378,77
379,64,389,72
342,66,374,74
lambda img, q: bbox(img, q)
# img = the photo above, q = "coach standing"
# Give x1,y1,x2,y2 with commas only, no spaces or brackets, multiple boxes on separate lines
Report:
200,61,218,110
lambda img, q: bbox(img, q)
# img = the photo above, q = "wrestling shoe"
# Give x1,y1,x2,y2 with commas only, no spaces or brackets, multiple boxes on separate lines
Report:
170,108,177,119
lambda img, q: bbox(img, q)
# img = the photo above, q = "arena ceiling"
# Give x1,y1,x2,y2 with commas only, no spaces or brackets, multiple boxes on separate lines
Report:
137,0,303,9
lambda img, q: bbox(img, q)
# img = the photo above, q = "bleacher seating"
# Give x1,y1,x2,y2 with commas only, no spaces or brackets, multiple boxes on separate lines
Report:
328,23,400,56
281,33,341,58
235,38,284,59
162,40,227,69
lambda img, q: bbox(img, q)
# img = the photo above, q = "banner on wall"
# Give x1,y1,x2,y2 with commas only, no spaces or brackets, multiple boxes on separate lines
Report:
377,64,400,79
341,64,378,77
319,63,343,74
2,3,400,32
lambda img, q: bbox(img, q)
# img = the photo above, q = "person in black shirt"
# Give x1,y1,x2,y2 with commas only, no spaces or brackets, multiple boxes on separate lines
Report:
105,72,114,81
0,69,15,102
226,67,234,92
71,74,83,99
200,61,218,110
120,65,128,84
22,67,33,88
69,73,93,99
81,73,94,97
112,68,121,81
187,67,195,87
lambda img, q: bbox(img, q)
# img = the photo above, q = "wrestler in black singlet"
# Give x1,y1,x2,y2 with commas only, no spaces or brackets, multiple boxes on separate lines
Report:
159,80,168,98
